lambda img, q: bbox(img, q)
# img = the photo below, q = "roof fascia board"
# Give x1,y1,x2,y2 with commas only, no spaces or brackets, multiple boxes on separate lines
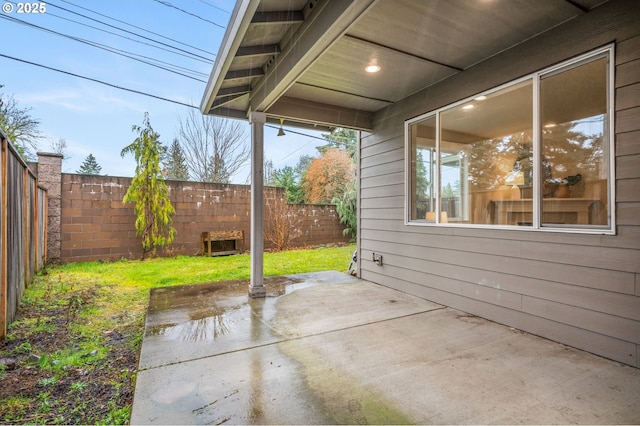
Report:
200,0,260,114
248,0,378,115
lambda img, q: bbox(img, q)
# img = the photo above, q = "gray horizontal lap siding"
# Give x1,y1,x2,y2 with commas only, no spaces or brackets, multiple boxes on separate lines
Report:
358,0,640,367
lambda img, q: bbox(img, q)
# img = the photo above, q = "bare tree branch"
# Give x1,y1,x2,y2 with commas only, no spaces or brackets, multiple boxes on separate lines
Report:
0,90,41,159
177,109,249,183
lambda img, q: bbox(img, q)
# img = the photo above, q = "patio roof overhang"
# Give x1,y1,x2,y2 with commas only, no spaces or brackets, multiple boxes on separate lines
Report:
199,0,610,296
200,0,607,132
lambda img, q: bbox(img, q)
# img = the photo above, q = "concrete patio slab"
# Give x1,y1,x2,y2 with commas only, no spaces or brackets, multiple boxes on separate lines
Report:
131,271,640,425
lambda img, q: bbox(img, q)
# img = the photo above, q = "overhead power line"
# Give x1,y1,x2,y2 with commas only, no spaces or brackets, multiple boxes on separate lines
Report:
58,0,217,59
44,10,213,64
1,15,208,82
0,52,199,109
1,53,337,168
45,1,215,63
152,0,226,29
265,125,327,142
197,0,232,15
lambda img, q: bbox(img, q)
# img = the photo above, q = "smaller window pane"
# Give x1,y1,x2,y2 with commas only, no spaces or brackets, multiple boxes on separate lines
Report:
409,116,437,221
540,56,609,227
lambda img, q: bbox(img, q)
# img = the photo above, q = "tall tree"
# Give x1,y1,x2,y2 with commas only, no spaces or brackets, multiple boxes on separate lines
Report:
321,128,358,238
163,138,189,180
318,128,358,159
302,148,355,204
176,109,250,183
295,154,313,177
273,165,305,204
121,113,175,259
77,153,102,175
264,158,276,185
0,85,41,160
49,138,68,158
332,177,357,241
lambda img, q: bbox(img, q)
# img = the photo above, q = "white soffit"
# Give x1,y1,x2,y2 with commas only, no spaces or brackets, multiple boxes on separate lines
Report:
201,0,603,131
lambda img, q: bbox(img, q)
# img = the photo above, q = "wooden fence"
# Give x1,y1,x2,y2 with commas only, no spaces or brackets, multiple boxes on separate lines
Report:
0,131,48,339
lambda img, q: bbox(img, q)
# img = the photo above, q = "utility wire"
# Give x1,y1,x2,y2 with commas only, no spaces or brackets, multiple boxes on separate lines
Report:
46,10,214,64
45,1,214,62
1,15,208,82
1,53,343,169
265,124,327,142
58,0,217,58
152,0,226,29
0,52,199,109
197,0,231,15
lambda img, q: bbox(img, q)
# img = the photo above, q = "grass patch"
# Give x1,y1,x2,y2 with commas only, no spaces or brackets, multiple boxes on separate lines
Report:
0,244,355,424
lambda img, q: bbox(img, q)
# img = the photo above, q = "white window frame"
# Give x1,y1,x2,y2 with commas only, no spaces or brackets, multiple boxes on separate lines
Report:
404,45,615,235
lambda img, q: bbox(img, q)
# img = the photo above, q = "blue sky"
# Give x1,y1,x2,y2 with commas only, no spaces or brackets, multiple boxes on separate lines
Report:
0,0,324,182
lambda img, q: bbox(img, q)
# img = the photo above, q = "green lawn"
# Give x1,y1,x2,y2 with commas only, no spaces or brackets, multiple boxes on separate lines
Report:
56,244,355,289
0,244,355,425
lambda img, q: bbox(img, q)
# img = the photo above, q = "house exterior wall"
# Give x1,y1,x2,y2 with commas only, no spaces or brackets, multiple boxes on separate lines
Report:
60,174,349,262
358,0,640,367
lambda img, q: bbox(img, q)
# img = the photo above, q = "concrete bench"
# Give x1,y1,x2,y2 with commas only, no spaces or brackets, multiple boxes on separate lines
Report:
201,230,244,257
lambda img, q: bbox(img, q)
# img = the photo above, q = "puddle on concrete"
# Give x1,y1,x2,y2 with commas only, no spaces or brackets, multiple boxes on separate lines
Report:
145,276,308,344
134,272,410,424
146,306,241,341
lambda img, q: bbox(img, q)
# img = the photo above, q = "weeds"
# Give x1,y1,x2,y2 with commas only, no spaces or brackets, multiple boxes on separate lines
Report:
70,381,88,392
38,376,58,387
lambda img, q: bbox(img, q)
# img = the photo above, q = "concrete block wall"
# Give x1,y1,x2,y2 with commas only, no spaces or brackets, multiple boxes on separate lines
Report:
59,173,350,263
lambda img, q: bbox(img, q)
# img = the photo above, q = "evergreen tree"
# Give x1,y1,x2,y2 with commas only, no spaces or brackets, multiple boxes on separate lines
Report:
163,138,189,180
77,153,102,175
318,128,358,159
121,113,175,259
415,150,430,198
442,182,455,198
273,165,305,204
332,178,357,241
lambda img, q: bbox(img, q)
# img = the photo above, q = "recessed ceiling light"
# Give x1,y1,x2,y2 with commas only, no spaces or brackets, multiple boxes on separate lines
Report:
474,95,487,101
544,123,557,128
365,65,381,73
462,104,474,110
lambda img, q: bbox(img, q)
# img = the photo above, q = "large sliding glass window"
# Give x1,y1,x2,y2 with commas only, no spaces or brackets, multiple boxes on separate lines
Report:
406,46,613,232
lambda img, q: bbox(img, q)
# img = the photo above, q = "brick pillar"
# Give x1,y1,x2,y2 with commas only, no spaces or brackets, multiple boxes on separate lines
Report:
36,152,63,264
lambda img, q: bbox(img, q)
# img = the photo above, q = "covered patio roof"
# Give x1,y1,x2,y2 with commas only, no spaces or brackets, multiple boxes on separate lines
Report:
200,0,607,131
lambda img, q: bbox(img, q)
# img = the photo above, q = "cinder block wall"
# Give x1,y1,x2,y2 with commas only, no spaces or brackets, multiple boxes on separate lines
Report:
60,174,350,262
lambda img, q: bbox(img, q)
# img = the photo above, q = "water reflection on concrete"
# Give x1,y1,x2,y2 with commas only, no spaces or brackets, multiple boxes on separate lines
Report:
133,271,358,425
137,274,344,371
132,271,640,425
145,276,309,343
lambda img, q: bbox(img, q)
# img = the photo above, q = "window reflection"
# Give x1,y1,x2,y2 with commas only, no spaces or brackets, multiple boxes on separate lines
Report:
407,48,611,230
540,57,609,227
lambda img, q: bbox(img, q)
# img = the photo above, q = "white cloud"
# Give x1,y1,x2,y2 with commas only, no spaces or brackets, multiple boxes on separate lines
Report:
22,89,91,113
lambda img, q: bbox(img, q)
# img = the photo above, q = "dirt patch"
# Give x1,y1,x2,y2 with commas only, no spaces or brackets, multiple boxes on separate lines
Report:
0,290,140,425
